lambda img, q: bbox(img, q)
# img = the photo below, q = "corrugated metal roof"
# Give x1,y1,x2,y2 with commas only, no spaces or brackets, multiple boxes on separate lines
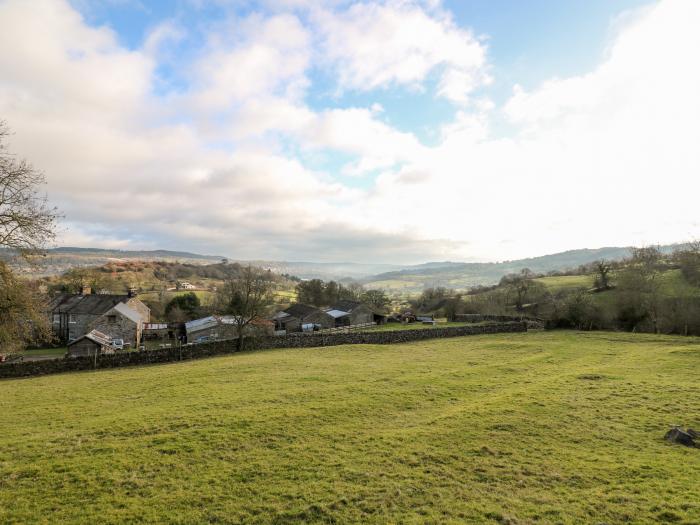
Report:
284,303,321,318
325,309,350,318
185,316,218,332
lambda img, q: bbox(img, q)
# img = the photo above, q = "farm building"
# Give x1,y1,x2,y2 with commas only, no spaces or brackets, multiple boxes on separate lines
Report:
328,300,380,326
272,301,386,332
88,302,145,349
272,303,324,333
185,316,274,343
143,322,184,343
67,330,113,358
49,291,150,343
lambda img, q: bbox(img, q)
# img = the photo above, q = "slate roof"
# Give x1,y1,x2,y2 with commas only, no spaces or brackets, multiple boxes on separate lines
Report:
331,300,362,313
284,303,321,319
68,329,111,347
50,293,130,315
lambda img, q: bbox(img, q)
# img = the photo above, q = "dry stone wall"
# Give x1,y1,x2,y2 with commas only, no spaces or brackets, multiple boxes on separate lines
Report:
1,322,526,379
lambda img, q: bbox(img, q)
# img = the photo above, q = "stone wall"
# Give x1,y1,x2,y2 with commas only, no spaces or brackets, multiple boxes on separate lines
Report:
0,322,526,379
455,314,544,329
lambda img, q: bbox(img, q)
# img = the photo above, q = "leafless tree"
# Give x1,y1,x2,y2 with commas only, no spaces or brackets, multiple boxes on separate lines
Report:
0,120,60,258
215,265,275,351
0,121,59,354
594,260,612,290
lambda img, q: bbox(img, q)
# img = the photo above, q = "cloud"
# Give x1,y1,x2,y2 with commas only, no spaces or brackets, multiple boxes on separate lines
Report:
0,0,698,265
314,0,490,104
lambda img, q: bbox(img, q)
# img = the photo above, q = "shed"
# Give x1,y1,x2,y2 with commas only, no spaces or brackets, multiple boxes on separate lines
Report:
67,330,113,358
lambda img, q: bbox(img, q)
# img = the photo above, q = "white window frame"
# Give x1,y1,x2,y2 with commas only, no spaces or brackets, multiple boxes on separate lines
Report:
69,314,77,324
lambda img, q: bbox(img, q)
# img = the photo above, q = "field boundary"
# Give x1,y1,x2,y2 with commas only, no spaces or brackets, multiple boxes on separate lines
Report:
0,322,527,379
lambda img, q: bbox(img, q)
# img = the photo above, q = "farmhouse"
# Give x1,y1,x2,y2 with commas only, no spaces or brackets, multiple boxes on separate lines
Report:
49,291,150,343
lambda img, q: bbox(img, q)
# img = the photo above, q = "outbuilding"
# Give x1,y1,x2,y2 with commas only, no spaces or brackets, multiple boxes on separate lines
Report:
67,330,113,358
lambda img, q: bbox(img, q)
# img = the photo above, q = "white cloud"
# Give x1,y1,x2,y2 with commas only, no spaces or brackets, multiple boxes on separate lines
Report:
356,0,700,259
0,0,698,264
314,0,489,104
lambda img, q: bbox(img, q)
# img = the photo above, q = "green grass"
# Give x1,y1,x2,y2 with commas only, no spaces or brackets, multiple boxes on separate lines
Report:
362,321,471,332
1,331,699,523
534,274,595,292
21,347,67,357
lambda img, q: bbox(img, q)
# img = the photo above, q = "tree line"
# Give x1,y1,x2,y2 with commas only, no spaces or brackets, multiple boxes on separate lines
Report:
294,279,390,311
413,243,700,335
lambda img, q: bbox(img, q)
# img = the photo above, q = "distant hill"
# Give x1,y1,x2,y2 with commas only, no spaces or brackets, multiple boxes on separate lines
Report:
46,247,225,261
246,260,405,280
361,245,683,293
2,247,225,277
5,243,685,288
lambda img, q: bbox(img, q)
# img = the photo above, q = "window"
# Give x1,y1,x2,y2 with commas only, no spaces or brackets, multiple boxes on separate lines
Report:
69,314,77,324
107,315,117,323
52,314,60,324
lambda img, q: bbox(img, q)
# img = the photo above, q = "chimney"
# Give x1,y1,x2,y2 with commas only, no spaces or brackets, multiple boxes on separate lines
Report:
80,285,92,295
128,287,138,298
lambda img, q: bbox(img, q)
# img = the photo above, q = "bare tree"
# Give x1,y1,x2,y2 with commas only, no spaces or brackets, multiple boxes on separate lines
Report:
594,260,612,290
0,121,59,258
215,265,275,351
0,121,59,355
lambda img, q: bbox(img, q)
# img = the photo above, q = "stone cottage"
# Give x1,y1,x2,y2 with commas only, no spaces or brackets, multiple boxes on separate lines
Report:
49,291,150,343
87,302,145,348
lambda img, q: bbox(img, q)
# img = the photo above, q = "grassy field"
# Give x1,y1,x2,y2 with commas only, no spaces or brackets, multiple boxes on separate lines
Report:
363,321,470,332
1,331,699,523
534,274,595,292
21,347,67,357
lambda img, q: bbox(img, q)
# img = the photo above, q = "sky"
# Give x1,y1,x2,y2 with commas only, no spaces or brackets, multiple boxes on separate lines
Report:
0,0,698,264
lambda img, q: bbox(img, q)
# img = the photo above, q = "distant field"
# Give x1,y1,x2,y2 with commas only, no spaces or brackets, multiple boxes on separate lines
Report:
137,289,215,302
534,273,595,292
1,331,699,523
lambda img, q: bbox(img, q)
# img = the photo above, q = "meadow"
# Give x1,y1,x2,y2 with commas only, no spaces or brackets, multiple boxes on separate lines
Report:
1,331,699,523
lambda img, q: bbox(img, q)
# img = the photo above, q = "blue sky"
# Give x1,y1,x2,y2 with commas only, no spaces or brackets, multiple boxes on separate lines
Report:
1,0,698,263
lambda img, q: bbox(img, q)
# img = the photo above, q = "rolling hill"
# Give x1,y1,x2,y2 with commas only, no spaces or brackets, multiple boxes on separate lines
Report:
361,245,683,293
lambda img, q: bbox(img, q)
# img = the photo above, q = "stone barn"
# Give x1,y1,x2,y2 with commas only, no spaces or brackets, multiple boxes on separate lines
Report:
272,304,324,333
88,302,145,349
329,300,375,326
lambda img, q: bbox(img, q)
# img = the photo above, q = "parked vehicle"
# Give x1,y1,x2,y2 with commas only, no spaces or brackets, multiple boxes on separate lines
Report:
110,338,124,351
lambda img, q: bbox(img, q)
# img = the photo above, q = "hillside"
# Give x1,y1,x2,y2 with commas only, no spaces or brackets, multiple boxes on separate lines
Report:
4,243,687,290
362,245,685,293
1,332,698,523
2,247,225,277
